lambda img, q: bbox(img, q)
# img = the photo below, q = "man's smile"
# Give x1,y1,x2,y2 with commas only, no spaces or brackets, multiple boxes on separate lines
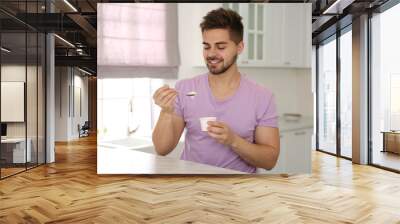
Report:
208,59,223,65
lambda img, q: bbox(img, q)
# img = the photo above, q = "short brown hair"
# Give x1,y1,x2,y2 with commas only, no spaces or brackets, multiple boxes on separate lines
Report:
200,8,243,44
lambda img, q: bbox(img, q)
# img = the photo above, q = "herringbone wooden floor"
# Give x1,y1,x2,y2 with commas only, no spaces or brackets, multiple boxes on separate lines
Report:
1,135,400,223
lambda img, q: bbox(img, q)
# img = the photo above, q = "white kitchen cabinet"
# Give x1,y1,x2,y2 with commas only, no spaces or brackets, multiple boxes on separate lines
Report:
256,133,286,174
257,127,312,174
223,3,311,68
193,3,264,67
264,3,311,68
264,4,284,67
285,128,312,173
240,3,267,67
192,3,311,68
282,4,311,68
223,3,267,67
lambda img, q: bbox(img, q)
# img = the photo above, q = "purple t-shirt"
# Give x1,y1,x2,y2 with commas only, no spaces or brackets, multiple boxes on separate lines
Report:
174,73,278,173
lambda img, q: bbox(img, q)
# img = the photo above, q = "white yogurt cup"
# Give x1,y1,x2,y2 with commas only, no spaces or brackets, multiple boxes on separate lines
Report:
199,117,217,131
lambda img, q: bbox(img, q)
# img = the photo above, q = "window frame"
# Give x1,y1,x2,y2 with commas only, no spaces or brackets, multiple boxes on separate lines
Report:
315,24,353,161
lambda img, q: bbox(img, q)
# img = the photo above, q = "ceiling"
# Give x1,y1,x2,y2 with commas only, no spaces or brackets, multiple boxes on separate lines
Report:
0,0,98,74
0,0,394,75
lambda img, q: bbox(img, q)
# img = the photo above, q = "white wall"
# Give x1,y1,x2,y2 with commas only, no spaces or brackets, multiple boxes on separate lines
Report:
175,4,313,117
55,67,89,141
72,74,89,138
55,67,69,141
242,68,313,117
74,72,89,138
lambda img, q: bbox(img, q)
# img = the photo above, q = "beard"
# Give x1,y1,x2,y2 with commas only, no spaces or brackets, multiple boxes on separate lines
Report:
206,54,237,75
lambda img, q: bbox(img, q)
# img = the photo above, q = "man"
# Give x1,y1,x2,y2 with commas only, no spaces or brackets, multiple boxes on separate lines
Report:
152,8,280,173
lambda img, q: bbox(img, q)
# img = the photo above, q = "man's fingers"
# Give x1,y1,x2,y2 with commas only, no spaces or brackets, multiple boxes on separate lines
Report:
157,88,174,101
154,85,168,97
154,85,171,100
207,121,225,128
208,132,226,144
207,126,224,134
158,89,177,102
163,92,178,106
161,91,177,103
207,132,222,140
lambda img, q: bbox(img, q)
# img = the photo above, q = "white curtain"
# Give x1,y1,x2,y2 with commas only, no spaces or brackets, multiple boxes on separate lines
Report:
97,3,180,79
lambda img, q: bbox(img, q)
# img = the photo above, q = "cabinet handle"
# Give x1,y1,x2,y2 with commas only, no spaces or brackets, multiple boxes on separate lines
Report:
294,131,306,136
284,61,290,65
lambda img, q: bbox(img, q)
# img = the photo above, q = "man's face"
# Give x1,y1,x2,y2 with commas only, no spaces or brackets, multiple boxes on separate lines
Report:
202,29,243,75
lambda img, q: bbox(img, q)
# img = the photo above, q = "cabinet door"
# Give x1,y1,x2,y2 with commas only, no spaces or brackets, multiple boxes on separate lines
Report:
282,4,311,68
257,133,287,174
282,4,304,68
276,133,287,173
303,4,312,68
242,3,266,66
285,128,312,173
264,4,284,67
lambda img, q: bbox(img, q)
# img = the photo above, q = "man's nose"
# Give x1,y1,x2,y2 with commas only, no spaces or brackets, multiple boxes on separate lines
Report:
207,48,217,58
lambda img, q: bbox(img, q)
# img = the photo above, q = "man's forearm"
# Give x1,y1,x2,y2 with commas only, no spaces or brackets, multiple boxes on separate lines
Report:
152,111,177,155
230,135,279,170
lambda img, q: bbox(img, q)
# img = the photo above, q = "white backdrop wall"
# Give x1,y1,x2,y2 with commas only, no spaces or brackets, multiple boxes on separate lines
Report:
55,67,89,141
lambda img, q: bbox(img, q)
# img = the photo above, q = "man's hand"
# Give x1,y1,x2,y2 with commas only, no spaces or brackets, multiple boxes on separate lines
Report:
207,120,280,169
206,121,238,146
152,84,185,156
153,84,178,114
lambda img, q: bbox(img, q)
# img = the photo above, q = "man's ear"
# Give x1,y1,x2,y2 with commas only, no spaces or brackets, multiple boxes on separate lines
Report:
237,41,244,55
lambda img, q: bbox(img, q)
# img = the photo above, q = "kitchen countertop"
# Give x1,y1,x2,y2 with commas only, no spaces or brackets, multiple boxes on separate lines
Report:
278,116,313,132
97,146,246,174
97,116,313,174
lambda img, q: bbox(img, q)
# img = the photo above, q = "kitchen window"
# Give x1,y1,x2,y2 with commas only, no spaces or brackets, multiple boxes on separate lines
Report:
97,78,164,140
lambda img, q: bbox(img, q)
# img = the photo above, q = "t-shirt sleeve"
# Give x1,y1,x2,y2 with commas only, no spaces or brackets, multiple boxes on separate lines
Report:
174,80,184,118
256,92,278,128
